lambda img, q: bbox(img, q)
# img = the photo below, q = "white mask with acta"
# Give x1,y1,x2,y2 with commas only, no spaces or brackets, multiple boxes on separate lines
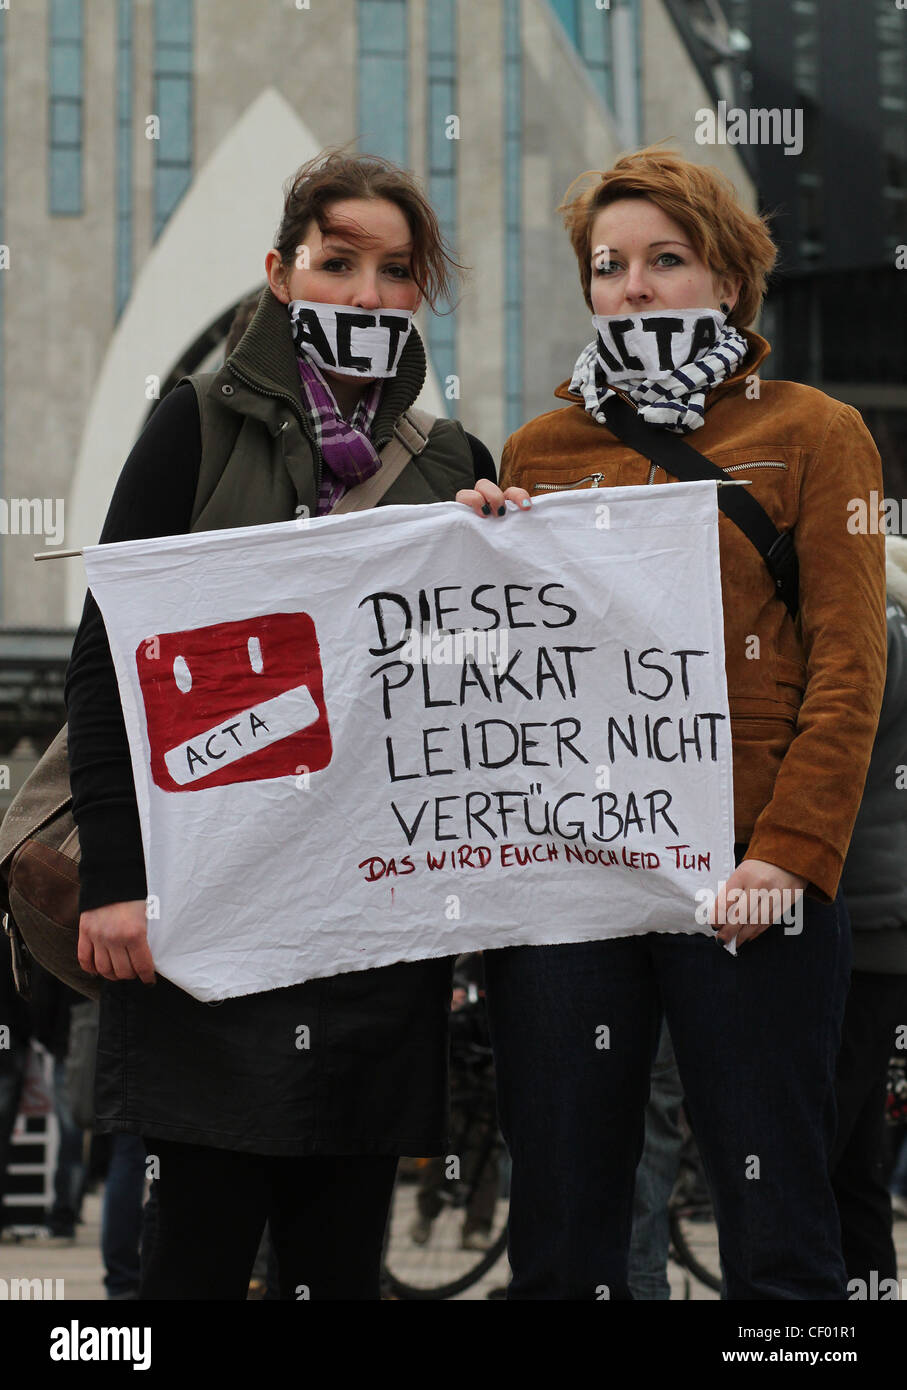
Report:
571,305,749,432
287,299,414,378
591,307,727,385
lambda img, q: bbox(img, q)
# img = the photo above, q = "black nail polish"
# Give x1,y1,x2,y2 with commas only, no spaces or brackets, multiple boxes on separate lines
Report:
497,505,506,515
481,504,491,515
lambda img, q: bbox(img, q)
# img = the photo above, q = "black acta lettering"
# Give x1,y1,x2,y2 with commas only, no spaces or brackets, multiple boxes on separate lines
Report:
640,316,684,371
294,307,336,366
596,330,622,374
688,314,718,360
609,319,645,371
335,311,374,371
379,313,407,371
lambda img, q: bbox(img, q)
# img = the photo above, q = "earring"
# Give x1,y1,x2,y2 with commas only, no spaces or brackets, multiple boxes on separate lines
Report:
720,301,731,314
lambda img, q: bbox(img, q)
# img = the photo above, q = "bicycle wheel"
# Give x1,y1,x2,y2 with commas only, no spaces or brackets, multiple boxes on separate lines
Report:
381,1093,510,1299
668,1202,722,1295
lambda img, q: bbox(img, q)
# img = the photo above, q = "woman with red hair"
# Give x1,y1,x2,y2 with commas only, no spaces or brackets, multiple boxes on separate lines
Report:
459,147,886,1300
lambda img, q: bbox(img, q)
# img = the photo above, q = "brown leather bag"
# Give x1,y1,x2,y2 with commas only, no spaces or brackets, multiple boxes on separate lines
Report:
0,725,97,999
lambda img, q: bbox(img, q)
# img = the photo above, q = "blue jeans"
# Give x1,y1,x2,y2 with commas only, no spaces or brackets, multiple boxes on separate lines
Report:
49,1057,85,1235
891,1133,907,1199
628,1022,684,1299
484,882,851,1300
101,1133,146,1297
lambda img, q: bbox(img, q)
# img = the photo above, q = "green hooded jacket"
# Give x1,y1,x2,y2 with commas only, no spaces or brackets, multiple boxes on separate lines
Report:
177,287,477,532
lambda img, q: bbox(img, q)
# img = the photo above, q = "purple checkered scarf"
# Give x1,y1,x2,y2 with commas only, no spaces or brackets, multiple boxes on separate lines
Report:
293,354,384,515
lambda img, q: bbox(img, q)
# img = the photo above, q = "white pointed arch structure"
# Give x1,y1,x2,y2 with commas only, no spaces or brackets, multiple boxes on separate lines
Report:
66,87,445,623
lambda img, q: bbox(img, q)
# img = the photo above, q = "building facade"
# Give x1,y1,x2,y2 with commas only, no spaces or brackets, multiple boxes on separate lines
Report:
0,0,753,782
724,0,907,496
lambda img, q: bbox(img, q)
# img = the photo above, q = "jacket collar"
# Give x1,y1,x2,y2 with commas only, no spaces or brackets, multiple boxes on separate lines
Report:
220,287,427,446
552,328,772,409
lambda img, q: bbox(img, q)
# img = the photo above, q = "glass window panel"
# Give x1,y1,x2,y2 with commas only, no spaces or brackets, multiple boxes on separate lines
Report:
155,164,190,227
358,55,407,163
156,76,192,161
49,149,81,213
156,41,193,75
431,178,455,229
430,54,456,82
876,3,900,35
117,62,132,105
50,44,82,98
579,3,608,66
429,90,456,172
550,0,578,44
155,0,192,48
51,99,81,145
427,0,455,56
50,0,83,43
359,0,406,55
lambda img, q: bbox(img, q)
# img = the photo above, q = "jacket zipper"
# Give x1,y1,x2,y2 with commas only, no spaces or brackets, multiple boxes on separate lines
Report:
723,461,787,473
646,459,788,484
226,362,324,494
533,473,604,492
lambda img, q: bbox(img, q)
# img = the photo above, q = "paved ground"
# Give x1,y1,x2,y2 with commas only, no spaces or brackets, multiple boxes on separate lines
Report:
3,1190,907,1301
1,1193,109,1300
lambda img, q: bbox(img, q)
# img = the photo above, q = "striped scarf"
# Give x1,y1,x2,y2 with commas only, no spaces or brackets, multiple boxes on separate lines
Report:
569,321,749,433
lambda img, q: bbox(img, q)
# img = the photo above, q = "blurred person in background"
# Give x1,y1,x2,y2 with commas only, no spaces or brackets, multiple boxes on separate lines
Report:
833,534,907,1288
626,1022,685,1300
28,969,86,1244
0,930,31,1240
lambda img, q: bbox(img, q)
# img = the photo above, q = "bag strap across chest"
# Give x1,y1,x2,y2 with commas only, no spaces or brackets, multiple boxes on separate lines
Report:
604,396,799,620
328,408,435,515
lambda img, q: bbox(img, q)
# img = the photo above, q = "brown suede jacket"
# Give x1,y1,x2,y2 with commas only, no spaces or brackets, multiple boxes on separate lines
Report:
499,330,887,903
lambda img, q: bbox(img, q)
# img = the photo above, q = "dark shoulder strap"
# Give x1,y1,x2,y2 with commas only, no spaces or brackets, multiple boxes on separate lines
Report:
604,397,799,619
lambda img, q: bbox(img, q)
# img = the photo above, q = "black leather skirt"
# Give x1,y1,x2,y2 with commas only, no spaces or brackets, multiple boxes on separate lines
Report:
94,954,454,1156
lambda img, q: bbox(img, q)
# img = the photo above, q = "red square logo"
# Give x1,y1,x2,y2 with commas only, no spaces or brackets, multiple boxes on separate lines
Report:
136,611,332,793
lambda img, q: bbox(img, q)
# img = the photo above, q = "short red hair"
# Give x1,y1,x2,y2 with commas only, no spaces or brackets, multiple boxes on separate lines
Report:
559,146,777,328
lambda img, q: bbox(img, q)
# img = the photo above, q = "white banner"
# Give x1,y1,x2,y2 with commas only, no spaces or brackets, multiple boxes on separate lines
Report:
83,482,734,1002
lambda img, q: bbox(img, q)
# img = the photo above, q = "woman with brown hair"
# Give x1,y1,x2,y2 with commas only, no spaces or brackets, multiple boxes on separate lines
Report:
65,151,495,1300
458,147,886,1299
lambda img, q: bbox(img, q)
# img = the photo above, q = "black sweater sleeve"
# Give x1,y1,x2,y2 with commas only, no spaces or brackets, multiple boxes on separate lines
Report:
64,383,202,912
65,396,494,911
466,431,497,484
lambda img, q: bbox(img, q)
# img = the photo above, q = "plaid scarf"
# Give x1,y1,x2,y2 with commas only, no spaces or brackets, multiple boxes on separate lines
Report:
293,354,384,515
569,322,749,433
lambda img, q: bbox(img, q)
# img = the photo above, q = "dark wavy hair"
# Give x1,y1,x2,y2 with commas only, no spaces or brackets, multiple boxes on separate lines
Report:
271,149,464,311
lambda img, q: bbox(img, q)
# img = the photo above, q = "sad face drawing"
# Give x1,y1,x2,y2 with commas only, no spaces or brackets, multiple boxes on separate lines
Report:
136,611,333,793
